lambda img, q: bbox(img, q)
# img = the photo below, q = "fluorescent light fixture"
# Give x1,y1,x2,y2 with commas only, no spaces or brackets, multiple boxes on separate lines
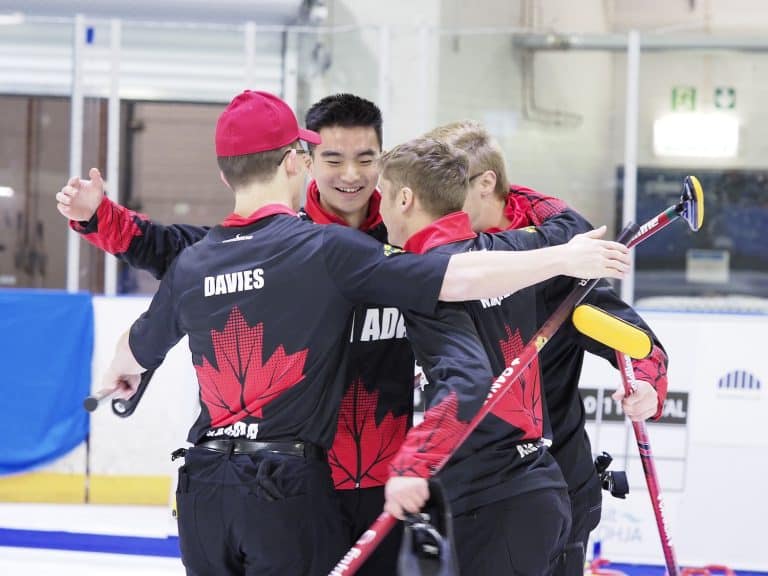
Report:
653,113,739,158
0,12,24,26
0,186,15,198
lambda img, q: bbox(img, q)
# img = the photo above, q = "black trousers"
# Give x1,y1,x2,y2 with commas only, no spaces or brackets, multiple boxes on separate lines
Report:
336,485,403,576
175,446,346,576
453,487,572,576
554,473,603,576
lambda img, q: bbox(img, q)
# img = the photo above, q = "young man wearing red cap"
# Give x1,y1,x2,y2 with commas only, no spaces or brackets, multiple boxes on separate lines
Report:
60,94,456,576
427,120,669,575
94,91,630,575
58,94,415,575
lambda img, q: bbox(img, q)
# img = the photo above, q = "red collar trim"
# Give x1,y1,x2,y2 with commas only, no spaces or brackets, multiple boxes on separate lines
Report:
304,180,383,231
403,212,477,254
221,204,297,227
484,185,535,233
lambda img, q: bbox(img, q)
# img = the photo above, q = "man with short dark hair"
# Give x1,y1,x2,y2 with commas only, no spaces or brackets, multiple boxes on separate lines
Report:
299,93,410,575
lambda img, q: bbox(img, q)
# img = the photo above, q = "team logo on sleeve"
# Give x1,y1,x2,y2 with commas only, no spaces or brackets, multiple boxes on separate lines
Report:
383,244,404,256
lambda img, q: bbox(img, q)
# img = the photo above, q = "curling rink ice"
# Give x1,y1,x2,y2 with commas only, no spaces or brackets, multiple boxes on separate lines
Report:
0,503,184,575
0,548,184,576
2,501,768,575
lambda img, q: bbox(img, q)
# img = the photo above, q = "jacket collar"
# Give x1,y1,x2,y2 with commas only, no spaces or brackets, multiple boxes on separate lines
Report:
403,212,477,254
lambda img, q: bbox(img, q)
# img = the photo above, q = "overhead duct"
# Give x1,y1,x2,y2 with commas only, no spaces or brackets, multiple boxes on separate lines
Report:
0,0,308,25
513,32,768,52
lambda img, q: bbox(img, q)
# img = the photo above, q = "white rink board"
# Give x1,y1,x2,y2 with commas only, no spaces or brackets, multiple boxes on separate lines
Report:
37,297,199,488
582,311,767,570
23,300,768,570
88,296,199,478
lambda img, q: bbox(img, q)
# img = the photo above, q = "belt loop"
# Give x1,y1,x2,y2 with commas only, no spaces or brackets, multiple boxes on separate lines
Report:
171,447,187,462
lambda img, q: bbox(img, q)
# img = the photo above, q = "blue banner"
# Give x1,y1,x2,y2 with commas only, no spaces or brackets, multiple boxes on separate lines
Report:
0,290,93,475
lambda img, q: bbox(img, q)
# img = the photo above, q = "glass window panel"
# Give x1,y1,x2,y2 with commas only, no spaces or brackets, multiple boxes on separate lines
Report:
118,100,223,295
627,50,768,302
0,95,104,291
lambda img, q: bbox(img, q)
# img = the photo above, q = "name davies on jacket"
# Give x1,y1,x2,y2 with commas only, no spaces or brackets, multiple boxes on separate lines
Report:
204,268,265,297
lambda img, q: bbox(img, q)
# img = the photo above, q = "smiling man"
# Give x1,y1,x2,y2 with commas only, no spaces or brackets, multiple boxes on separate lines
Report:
298,94,417,575
303,97,381,229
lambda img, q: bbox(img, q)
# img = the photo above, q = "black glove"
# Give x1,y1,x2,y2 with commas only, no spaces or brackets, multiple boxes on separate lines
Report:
595,451,629,499
398,479,460,576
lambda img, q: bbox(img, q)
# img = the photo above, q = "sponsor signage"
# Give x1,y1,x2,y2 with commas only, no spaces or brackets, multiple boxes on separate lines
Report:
580,389,688,425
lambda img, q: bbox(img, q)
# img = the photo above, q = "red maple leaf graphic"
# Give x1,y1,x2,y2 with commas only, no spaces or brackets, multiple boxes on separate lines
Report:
194,307,308,428
329,380,408,489
390,392,467,478
492,325,542,439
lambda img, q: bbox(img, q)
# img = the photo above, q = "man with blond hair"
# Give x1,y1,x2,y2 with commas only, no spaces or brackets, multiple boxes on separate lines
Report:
427,120,669,574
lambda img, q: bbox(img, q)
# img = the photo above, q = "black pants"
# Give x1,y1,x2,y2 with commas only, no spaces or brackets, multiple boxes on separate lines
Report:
336,486,403,576
453,487,571,576
554,473,603,576
175,446,346,576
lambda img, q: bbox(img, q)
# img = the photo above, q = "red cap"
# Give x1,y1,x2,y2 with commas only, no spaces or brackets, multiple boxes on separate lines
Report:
215,90,321,157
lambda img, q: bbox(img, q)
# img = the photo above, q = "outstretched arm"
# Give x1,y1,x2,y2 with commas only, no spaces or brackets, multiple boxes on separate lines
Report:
439,226,629,301
56,168,210,279
323,224,629,317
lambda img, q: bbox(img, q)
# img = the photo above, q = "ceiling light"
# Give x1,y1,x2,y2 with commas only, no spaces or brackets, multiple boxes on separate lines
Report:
653,113,739,158
0,12,24,26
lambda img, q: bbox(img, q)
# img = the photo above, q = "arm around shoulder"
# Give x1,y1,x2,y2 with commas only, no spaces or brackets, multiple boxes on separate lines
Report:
439,226,630,301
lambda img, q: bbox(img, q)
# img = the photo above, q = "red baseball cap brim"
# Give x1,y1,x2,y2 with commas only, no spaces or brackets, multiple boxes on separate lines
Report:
298,127,322,145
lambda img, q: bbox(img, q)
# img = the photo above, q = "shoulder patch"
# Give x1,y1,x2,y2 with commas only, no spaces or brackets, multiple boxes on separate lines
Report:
383,244,404,256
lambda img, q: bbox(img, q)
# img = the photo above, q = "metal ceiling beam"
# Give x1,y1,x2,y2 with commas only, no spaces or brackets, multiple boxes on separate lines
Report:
513,32,768,52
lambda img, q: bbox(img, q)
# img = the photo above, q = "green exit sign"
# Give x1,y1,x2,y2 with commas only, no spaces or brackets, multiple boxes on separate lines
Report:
672,86,697,111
